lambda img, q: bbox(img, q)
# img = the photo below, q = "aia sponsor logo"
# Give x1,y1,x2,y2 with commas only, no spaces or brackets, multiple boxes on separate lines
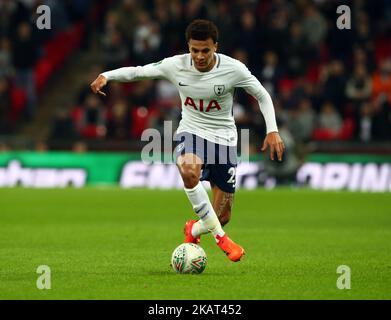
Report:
184,97,221,112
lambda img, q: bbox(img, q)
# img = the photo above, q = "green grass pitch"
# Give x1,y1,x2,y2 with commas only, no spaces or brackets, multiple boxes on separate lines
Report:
0,188,390,299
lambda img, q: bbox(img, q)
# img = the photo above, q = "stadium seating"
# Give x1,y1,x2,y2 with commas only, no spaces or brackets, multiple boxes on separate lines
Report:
13,23,86,119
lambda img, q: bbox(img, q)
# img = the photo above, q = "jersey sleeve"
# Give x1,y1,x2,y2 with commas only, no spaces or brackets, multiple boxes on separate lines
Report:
101,57,174,82
234,62,279,134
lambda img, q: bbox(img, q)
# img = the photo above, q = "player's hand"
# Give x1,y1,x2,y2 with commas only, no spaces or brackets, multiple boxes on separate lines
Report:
90,74,107,97
261,131,285,161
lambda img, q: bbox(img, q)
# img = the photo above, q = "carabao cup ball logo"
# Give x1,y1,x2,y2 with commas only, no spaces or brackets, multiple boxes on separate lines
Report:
190,255,207,274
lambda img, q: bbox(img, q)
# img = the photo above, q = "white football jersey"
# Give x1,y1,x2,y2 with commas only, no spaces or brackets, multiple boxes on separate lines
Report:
102,53,278,146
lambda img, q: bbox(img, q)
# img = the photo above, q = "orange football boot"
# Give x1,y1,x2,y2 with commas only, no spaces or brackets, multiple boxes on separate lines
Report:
216,234,245,262
184,220,201,244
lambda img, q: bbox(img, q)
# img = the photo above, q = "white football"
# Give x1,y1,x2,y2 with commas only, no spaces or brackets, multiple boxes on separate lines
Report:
171,243,207,274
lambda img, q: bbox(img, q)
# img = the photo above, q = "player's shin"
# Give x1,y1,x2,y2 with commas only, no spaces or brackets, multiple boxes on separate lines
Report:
184,182,225,240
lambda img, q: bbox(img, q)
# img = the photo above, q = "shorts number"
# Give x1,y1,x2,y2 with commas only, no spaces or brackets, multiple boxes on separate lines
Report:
227,167,236,184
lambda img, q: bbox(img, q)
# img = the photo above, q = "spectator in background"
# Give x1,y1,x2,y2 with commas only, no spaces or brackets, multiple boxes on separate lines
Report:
231,48,248,65
155,79,181,128
233,100,258,154
132,11,162,65
288,98,316,143
50,108,77,140
353,11,373,53
318,101,343,136
231,49,254,114
279,83,297,111
0,77,12,133
183,0,208,26
213,1,235,54
106,99,131,140
102,9,121,42
233,101,251,130
0,1,15,36
371,58,391,106
258,50,283,96
301,3,327,59
102,28,129,70
283,21,308,77
0,0,30,37
75,93,106,139
105,82,127,108
35,140,48,152
355,102,373,142
72,141,88,153
128,80,155,107
67,0,93,51
236,8,261,70
345,63,372,107
264,2,290,61
370,100,391,141
301,80,322,111
266,0,294,20
264,119,300,186
273,98,289,125
0,37,13,79
286,77,309,108
352,46,376,74
11,22,38,120
167,0,187,53
327,22,352,62
148,105,166,136
116,0,139,42
0,142,11,152
357,86,390,142
153,2,172,57
320,60,347,115
156,79,180,107
370,59,391,140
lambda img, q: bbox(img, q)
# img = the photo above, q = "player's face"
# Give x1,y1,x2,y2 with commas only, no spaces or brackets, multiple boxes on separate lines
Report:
188,38,217,72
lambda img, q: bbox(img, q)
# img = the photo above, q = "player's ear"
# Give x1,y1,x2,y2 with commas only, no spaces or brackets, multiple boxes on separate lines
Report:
214,42,218,52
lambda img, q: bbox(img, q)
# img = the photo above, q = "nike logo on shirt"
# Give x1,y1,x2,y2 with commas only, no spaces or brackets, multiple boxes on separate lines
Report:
179,82,189,86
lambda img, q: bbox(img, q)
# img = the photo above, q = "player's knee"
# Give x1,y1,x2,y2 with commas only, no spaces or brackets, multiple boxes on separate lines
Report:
179,165,200,188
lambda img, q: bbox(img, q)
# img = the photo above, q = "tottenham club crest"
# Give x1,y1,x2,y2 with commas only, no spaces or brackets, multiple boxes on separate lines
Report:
214,85,225,96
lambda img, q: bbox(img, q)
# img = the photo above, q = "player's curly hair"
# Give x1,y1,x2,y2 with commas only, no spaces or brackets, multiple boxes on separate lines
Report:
185,19,219,43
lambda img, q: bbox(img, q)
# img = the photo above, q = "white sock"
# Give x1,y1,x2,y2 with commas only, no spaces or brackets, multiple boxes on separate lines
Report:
191,220,209,237
184,182,225,240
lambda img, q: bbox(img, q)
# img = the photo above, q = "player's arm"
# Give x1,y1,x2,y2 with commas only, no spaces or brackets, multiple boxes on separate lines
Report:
235,63,285,161
90,59,171,97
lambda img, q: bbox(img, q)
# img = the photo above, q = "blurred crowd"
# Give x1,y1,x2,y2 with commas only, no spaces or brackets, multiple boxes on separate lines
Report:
1,0,391,153
0,0,91,131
